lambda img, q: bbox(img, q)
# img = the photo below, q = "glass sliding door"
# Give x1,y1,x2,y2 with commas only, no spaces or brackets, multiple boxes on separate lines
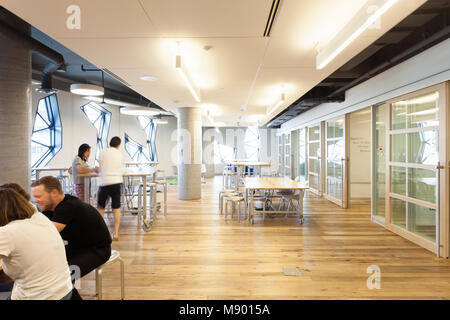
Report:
308,123,322,195
278,134,284,176
325,116,347,207
386,85,447,256
372,104,387,224
298,128,308,184
285,133,291,178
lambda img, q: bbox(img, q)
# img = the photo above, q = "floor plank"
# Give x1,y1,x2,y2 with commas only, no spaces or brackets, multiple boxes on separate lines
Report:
79,177,450,300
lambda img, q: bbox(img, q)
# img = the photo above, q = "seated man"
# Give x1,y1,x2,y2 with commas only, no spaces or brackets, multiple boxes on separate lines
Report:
31,176,112,279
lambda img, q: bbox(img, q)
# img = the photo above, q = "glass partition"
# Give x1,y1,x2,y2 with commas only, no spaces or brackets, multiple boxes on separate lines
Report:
308,123,322,194
325,116,346,207
298,128,308,184
387,90,441,248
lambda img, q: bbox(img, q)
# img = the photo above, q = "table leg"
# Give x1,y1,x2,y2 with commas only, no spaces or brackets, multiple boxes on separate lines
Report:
298,189,304,224
143,176,147,220
250,189,254,224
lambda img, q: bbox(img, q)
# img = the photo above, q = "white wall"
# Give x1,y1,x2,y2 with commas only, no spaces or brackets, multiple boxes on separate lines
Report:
208,127,278,175
348,108,371,200
280,38,450,132
31,87,177,177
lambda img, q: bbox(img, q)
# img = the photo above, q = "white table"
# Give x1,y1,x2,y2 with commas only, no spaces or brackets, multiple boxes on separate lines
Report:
79,169,157,232
243,177,309,224
229,162,271,189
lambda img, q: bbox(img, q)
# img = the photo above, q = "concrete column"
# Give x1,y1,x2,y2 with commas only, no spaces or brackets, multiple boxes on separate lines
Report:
0,31,31,189
177,107,202,200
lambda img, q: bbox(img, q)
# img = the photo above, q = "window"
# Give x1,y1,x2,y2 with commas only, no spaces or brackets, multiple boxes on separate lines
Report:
124,133,150,163
31,94,62,168
137,116,158,161
213,140,235,164
244,126,260,161
80,102,111,165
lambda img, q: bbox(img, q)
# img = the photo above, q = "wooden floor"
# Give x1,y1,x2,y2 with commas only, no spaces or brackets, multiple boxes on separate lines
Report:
79,177,450,300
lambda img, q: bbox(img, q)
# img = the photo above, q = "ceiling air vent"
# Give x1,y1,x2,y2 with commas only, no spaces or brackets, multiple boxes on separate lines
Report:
102,68,131,87
263,0,282,37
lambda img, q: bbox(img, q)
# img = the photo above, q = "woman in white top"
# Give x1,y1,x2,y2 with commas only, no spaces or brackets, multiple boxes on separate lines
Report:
71,143,98,202
0,187,73,300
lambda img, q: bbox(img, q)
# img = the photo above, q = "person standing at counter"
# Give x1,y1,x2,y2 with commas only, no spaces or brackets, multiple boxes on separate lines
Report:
71,144,98,202
97,137,123,241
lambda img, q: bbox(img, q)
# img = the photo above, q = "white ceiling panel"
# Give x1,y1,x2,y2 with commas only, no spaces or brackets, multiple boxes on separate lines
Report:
0,0,428,126
139,0,273,37
0,0,157,38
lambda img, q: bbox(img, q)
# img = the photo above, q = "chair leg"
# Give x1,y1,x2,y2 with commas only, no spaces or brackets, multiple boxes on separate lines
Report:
164,183,167,216
237,202,240,222
96,268,103,300
119,257,125,300
219,193,223,215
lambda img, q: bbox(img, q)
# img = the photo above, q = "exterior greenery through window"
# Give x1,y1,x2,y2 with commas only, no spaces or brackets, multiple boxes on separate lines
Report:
80,102,111,165
31,94,62,168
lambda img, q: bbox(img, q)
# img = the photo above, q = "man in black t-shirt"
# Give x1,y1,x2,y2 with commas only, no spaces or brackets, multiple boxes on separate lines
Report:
31,176,112,278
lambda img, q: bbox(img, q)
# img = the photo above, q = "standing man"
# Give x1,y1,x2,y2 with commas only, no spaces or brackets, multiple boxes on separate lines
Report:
98,136,123,241
31,176,112,280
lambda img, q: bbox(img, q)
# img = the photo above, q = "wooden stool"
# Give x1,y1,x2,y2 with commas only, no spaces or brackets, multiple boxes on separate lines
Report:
224,196,245,221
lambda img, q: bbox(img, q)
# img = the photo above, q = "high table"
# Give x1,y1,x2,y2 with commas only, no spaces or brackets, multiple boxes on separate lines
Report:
125,162,159,181
229,161,271,189
33,167,72,193
33,167,70,180
243,177,309,224
79,169,157,232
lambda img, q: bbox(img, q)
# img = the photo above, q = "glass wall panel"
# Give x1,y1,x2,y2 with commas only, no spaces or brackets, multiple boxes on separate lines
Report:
309,126,320,141
392,134,406,162
388,89,441,251
408,203,436,242
309,142,320,158
408,131,438,165
407,168,436,204
310,174,319,191
327,180,343,200
391,197,406,229
308,124,322,194
392,102,407,130
373,104,386,219
299,128,307,184
407,92,439,128
391,166,406,196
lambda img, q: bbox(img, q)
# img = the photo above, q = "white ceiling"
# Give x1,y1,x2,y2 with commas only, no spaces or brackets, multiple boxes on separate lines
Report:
0,0,427,126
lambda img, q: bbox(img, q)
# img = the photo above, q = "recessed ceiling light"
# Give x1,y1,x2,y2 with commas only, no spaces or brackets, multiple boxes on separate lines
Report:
140,76,158,81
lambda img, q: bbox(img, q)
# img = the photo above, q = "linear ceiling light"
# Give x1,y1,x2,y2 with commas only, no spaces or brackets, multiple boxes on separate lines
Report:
70,84,104,96
267,92,286,116
316,0,397,70
175,55,201,102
